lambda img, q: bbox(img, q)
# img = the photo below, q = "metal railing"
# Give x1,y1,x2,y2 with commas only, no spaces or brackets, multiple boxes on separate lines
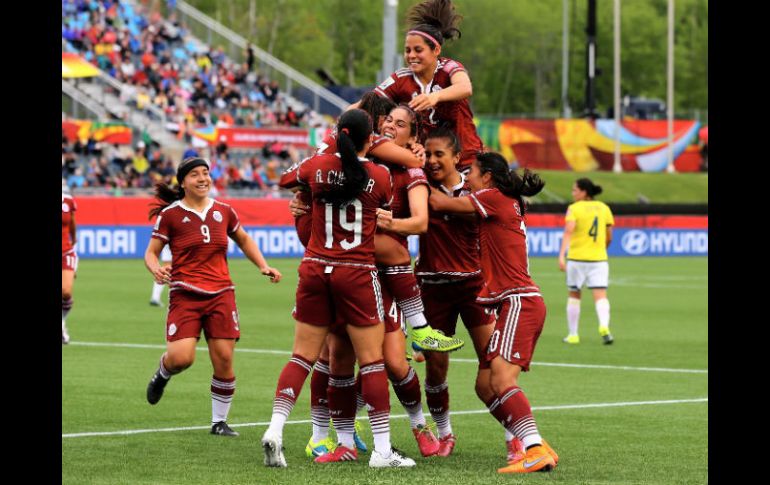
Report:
174,0,349,114
62,80,109,119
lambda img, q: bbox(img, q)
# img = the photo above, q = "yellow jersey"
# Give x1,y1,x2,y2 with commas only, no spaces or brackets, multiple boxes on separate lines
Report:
565,200,614,261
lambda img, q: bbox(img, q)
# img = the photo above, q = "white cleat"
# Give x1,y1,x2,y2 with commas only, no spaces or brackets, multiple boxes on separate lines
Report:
62,323,70,345
369,447,416,468
261,431,287,467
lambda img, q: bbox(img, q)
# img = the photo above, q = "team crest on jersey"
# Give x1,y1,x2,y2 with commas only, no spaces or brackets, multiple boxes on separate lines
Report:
62,203,70,212
212,210,223,223
168,323,177,336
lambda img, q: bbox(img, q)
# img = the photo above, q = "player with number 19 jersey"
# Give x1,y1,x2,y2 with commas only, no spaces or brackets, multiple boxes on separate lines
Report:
151,199,241,294
282,152,392,266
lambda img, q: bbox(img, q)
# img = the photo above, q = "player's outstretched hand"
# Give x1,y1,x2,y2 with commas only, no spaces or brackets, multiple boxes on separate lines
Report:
411,142,426,166
152,264,172,284
289,193,309,217
409,92,439,112
261,266,283,283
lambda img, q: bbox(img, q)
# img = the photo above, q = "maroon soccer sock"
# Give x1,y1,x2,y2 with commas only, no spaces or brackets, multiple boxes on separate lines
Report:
390,366,425,428
270,354,313,422
381,267,425,322
310,359,331,442
425,379,452,437
355,371,365,414
360,360,391,454
62,297,73,319
328,373,357,448
211,375,235,424
486,386,543,448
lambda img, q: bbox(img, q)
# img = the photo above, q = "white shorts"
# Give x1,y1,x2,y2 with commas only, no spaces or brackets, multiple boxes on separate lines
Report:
160,246,172,262
566,260,609,291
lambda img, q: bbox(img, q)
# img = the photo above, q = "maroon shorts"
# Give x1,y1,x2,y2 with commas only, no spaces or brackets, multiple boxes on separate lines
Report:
166,289,240,342
62,251,78,272
420,275,493,337
381,282,405,335
484,294,546,372
293,261,384,331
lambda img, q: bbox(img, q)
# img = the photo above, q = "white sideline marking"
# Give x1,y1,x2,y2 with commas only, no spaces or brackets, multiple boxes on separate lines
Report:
68,341,709,374
62,398,707,439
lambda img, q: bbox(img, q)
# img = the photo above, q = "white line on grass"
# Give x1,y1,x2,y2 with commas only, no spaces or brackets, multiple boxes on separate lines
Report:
62,397,707,439
68,341,708,374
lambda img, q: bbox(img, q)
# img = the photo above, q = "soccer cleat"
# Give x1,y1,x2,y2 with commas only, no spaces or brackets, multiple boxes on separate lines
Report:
262,430,287,467
314,444,357,463
562,335,580,344
211,421,239,436
506,438,525,463
541,439,559,465
368,447,416,468
599,327,614,345
410,326,464,353
149,300,163,307
436,434,456,457
305,436,337,457
353,420,368,453
412,424,440,456
62,324,70,345
146,369,169,405
497,444,556,473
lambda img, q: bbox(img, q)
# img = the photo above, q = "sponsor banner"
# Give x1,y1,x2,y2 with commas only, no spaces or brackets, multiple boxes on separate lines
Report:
195,127,312,149
73,197,708,228
75,226,707,259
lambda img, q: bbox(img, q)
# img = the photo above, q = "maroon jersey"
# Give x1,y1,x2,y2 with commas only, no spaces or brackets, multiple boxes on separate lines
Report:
468,188,540,303
416,175,480,281
151,199,241,295
374,57,483,167
279,132,391,247
282,152,392,267
62,194,77,255
374,163,428,247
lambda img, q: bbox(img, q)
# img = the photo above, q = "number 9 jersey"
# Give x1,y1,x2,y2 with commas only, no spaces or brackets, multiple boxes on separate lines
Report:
151,199,241,294
282,152,392,267
564,200,614,262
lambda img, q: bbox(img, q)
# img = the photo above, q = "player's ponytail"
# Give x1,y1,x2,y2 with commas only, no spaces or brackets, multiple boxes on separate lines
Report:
320,109,372,205
148,183,184,219
575,178,603,199
406,0,463,49
476,152,545,216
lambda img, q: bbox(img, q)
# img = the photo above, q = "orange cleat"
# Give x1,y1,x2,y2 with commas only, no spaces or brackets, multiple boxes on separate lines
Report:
313,445,358,463
506,438,525,463
497,444,556,473
436,434,456,457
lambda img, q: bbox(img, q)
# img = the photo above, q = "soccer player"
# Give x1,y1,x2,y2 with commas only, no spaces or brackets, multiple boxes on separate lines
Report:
353,0,484,173
415,127,526,459
263,109,415,468
144,157,282,438
149,245,172,307
429,152,559,473
62,190,78,344
557,178,615,344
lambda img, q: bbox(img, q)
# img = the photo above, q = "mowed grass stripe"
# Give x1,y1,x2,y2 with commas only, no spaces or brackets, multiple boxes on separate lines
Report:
62,397,707,438
67,341,708,374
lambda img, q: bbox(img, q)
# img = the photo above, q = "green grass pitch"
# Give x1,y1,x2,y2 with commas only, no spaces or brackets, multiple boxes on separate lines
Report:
62,257,707,485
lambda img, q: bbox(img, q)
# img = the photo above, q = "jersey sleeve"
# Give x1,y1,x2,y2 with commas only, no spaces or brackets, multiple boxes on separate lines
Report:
441,58,466,78
368,133,390,153
374,72,400,100
374,164,393,209
70,198,78,212
405,167,429,191
152,212,171,243
227,205,241,234
468,188,498,219
604,204,614,226
279,157,310,189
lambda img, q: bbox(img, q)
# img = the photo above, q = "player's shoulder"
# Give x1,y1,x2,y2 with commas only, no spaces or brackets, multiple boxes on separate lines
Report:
438,57,465,74
211,198,231,209
395,67,413,78
159,200,182,214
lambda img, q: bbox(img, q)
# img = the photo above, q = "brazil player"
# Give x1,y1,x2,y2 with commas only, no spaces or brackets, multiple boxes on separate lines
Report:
557,178,615,345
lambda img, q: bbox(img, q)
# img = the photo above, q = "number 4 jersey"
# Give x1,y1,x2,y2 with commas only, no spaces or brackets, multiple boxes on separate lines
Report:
564,200,614,261
281,153,392,268
151,199,241,295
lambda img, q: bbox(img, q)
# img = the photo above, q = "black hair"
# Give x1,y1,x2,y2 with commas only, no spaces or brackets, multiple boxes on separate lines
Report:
359,91,397,132
575,177,603,198
148,157,210,219
475,152,545,215
406,0,463,49
425,126,461,155
320,109,373,205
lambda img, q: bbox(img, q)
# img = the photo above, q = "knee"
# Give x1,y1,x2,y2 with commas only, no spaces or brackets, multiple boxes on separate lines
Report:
489,372,516,397
385,358,408,382
425,358,448,384
62,290,73,301
474,376,494,402
166,352,195,372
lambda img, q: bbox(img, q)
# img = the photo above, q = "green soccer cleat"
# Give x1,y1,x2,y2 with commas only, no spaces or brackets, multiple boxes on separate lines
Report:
305,436,337,457
354,419,368,453
562,334,580,344
599,326,614,345
410,326,464,353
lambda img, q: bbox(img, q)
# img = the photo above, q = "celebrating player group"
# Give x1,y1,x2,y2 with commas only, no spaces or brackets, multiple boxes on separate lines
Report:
260,0,559,474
